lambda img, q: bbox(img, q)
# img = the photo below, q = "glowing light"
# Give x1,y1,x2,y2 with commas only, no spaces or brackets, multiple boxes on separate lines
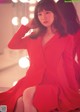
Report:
29,0,36,4
18,56,30,68
13,81,18,86
54,0,59,3
29,13,34,19
21,17,29,25
19,0,37,4
36,0,41,2
29,6,35,12
11,0,18,3
12,17,19,26
19,0,29,3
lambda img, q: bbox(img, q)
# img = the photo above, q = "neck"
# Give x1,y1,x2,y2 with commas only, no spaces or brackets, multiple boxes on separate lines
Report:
47,27,52,33
46,27,57,35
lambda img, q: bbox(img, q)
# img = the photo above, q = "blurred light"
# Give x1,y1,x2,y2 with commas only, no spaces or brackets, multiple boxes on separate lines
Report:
29,0,36,4
19,0,37,4
12,17,19,26
19,0,29,3
13,81,18,86
11,0,18,3
29,6,35,12
18,56,30,68
54,0,59,3
21,17,29,25
29,13,34,19
36,0,41,2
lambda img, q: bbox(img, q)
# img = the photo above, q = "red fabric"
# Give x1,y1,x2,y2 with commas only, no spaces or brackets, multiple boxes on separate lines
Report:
33,85,58,112
73,30,80,87
0,25,80,112
73,30,80,67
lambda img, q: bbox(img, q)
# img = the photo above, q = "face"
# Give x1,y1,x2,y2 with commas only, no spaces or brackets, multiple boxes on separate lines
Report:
37,9,54,28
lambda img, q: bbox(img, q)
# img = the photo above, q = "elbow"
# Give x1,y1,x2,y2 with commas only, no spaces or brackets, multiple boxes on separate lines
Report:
8,42,15,49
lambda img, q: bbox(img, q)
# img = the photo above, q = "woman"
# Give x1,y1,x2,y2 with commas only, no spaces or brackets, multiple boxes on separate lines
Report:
57,0,80,87
0,0,80,112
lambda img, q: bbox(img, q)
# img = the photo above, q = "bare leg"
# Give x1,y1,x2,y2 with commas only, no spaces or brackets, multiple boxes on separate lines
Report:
14,97,24,112
23,86,37,112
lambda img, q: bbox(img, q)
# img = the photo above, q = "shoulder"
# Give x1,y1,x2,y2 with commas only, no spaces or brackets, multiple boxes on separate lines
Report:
62,34,74,53
73,29,80,45
74,29,80,37
60,34,74,44
64,34,74,42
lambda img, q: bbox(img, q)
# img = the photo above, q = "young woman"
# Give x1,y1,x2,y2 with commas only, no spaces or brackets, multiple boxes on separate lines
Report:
57,0,80,88
0,0,80,112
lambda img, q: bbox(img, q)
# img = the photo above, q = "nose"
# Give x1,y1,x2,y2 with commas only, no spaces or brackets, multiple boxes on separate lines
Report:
41,14,47,20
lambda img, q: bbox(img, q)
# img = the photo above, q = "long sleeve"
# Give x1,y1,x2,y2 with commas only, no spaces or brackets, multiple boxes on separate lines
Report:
76,44,80,67
63,35,79,90
8,25,30,49
74,30,80,67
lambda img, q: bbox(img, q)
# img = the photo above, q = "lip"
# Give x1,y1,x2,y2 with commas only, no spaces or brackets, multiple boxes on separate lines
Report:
43,21,48,24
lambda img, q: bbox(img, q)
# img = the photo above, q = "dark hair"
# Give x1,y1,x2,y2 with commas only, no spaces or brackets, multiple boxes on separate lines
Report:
30,0,67,38
57,0,80,34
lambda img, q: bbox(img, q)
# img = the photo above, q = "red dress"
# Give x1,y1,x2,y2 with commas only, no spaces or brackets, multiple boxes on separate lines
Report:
73,30,80,87
74,30,80,65
0,25,80,112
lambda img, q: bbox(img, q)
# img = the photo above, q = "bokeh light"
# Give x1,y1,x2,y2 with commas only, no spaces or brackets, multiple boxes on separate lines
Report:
18,56,30,68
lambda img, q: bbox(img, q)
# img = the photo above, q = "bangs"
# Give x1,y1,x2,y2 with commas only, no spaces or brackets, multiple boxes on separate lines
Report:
36,0,56,13
37,4,53,13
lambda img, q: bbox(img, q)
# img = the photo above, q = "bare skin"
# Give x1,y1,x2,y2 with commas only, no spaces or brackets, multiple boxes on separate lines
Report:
14,87,37,112
14,97,24,112
23,86,37,112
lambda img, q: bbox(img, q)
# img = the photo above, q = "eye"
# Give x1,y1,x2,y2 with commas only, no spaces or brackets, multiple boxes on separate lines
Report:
38,13,42,16
46,11,50,14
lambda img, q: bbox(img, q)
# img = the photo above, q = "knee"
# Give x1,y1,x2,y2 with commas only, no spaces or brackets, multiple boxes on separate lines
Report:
14,97,24,112
17,97,23,104
23,86,36,101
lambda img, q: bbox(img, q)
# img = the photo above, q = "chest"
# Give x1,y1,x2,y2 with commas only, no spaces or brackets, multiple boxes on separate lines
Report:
27,36,67,59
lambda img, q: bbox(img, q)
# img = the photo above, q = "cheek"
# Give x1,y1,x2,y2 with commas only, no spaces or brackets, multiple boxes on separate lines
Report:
51,15,55,23
38,17,43,23
38,16,41,21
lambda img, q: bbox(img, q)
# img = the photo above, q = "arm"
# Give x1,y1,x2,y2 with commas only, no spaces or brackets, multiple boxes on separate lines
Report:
75,30,80,67
76,44,80,67
8,25,30,49
63,35,78,90
8,19,37,49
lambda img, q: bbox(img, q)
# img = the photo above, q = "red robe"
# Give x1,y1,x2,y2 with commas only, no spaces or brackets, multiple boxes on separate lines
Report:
0,25,80,112
74,30,80,65
73,30,80,87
